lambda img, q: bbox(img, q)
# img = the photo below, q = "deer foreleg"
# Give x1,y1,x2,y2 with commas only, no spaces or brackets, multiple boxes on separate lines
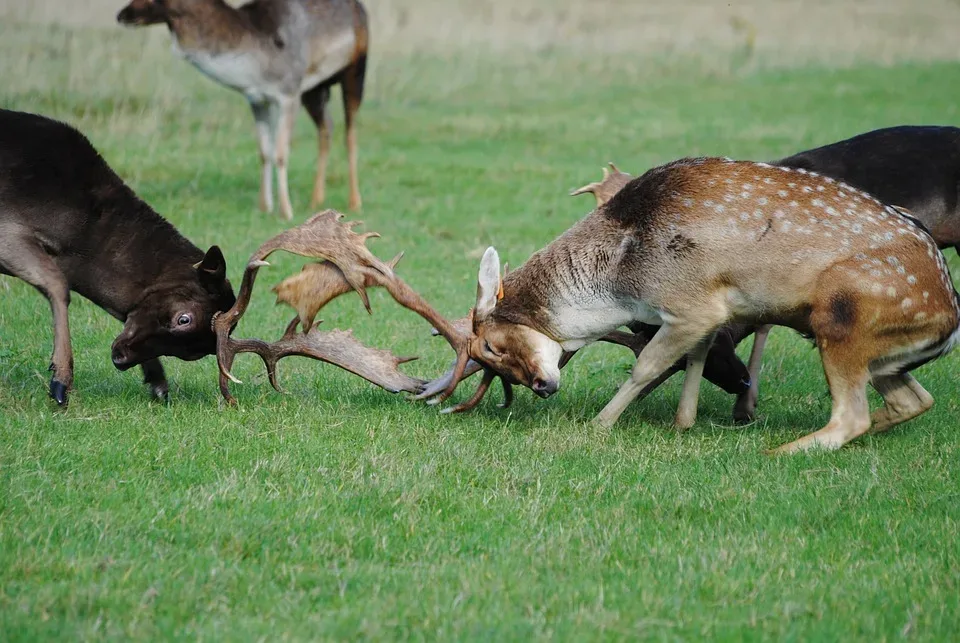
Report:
274,97,298,221
674,333,716,430
141,358,168,401
593,323,708,429
250,100,276,214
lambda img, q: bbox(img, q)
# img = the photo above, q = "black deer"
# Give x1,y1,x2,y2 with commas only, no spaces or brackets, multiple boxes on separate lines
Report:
0,109,236,405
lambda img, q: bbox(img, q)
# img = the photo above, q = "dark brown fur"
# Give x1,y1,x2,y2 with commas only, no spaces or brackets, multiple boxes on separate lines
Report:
0,110,235,405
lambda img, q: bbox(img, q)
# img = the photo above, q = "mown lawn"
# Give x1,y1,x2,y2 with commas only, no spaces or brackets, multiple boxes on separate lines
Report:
1,11,960,642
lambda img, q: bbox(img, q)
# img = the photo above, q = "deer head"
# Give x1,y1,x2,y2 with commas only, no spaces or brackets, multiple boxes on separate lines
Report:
116,0,170,26
469,247,564,398
110,245,235,369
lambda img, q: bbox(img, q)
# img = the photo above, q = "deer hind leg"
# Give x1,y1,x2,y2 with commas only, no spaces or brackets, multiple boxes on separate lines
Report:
140,358,168,401
733,324,771,423
869,373,934,434
771,341,872,454
301,83,333,209
341,55,366,211
594,316,723,429
0,237,73,405
250,100,277,214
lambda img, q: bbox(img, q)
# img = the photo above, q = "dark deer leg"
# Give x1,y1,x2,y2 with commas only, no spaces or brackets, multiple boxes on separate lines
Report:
733,324,771,423
341,56,366,211
141,358,168,401
302,83,333,209
0,240,73,405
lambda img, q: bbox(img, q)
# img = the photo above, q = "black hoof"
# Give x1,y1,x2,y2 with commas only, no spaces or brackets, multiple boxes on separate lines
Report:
732,409,756,425
49,379,69,406
149,383,170,402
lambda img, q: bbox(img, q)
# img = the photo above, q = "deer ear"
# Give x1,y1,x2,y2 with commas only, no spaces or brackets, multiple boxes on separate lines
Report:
194,245,227,282
475,246,501,320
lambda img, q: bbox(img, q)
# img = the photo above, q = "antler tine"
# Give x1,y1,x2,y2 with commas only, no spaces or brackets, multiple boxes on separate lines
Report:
569,182,600,198
439,367,516,414
416,357,484,403
218,320,425,403
570,164,634,206
214,257,270,394
499,380,514,408
441,368,497,414
367,274,473,402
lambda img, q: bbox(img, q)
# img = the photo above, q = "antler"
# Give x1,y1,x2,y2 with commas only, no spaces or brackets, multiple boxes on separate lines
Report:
216,317,424,402
416,317,653,412
570,162,633,206
273,253,404,333
213,210,472,404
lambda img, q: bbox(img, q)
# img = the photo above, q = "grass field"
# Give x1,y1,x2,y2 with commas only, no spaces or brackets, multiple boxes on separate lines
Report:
2,1,960,640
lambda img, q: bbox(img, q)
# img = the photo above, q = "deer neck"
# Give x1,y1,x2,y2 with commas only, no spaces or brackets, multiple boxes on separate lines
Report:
68,185,203,320
496,215,645,349
166,1,261,56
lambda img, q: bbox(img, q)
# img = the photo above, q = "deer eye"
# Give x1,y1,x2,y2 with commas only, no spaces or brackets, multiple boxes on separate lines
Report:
483,340,501,358
176,313,193,327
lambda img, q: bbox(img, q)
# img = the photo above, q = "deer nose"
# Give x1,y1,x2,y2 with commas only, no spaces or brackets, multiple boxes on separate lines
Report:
111,346,133,370
532,378,559,398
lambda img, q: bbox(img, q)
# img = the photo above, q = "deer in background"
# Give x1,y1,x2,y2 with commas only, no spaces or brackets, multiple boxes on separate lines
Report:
117,0,368,219
459,157,959,453
0,109,236,406
571,126,960,425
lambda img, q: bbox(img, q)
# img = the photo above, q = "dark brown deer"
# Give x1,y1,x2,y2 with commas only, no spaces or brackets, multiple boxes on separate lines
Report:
117,0,368,219
442,157,959,453
0,109,236,405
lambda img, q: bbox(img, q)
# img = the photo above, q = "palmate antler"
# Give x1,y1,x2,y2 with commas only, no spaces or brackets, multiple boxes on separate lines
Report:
272,253,404,333
212,210,472,404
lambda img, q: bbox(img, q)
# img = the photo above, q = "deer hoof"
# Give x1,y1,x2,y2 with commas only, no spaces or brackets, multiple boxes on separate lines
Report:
49,379,69,406
149,382,169,402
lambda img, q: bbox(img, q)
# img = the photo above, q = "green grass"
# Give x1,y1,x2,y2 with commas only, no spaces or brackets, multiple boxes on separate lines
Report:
2,15,960,642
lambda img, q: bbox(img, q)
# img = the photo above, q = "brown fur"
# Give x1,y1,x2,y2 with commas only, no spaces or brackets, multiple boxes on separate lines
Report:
117,0,368,219
473,158,960,452
0,109,236,406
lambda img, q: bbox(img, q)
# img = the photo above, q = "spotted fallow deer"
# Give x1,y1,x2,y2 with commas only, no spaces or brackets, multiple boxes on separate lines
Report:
117,0,368,219
463,157,960,453
572,126,960,426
